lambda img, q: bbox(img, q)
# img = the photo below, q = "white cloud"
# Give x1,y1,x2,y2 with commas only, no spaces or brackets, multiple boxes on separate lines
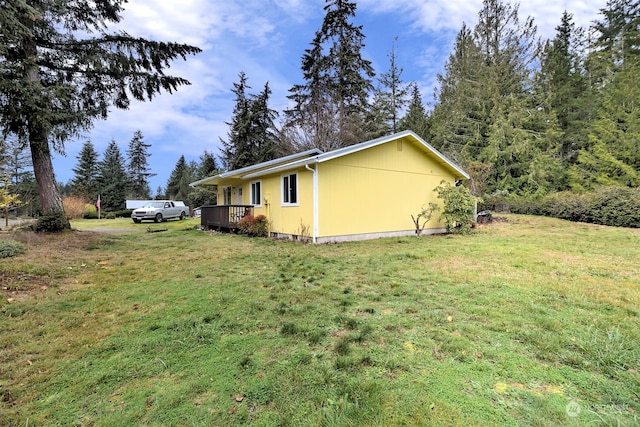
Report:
358,0,604,39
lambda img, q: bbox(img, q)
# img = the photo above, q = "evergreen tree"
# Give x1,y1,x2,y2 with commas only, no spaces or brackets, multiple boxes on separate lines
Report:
571,0,640,189
430,0,550,195
166,155,187,200
473,0,541,194
190,150,220,207
536,12,590,166
126,130,154,199
220,73,252,171
249,82,279,163
371,38,410,135
399,83,430,141
166,155,198,207
283,0,375,150
0,1,200,228
3,137,37,216
70,141,100,200
198,150,220,179
589,0,640,83
180,160,199,206
429,24,486,158
154,186,165,200
220,74,279,170
97,140,129,211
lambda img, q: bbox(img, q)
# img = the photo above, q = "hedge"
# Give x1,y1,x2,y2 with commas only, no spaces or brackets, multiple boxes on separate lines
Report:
509,186,640,228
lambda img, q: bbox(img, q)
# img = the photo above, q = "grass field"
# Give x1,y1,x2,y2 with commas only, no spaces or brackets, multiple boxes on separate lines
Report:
1,215,638,426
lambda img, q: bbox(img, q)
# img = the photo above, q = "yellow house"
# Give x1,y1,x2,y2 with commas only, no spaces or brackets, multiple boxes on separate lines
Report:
191,130,469,243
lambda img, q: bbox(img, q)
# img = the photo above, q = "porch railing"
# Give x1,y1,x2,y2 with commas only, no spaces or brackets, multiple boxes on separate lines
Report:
200,205,254,230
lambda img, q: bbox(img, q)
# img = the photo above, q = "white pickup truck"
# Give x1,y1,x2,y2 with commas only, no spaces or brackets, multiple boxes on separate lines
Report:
131,201,189,223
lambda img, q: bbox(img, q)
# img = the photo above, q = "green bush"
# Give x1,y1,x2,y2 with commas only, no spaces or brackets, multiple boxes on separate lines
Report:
111,209,133,218
510,186,640,228
83,203,98,218
33,214,69,232
237,214,269,237
434,181,478,234
0,239,26,258
83,210,99,219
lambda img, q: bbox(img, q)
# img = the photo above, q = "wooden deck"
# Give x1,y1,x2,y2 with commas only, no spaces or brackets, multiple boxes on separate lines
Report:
200,205,254,230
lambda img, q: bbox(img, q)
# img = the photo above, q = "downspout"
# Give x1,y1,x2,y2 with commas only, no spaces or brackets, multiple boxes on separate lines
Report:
305,163,318,243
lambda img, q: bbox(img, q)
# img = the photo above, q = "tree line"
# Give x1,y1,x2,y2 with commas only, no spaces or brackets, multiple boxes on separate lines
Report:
429,0,639,201
1,0,638,228
219,0,640,206
59,131,220,213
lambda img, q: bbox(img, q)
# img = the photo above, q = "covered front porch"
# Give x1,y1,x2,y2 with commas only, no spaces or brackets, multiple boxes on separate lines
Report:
200,205,254,230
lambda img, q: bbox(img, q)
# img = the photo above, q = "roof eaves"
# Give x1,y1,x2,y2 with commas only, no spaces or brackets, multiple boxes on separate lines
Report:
242,157,319,179
221,148,323,178
189,148,323,186
189,174,223,187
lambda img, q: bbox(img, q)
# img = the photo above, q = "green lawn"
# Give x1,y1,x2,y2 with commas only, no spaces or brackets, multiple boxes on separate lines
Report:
1,215,638,426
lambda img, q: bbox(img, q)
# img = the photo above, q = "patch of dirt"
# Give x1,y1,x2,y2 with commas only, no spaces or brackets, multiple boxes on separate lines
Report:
474,215,509,228
1,230,105,298
1,272,50,293
4,229,104,253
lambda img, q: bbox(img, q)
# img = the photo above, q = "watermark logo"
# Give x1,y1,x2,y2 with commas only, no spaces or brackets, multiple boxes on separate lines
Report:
566,400,581,418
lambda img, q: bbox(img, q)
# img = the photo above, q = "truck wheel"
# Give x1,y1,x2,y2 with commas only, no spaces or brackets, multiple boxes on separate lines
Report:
155,213,163,223
179,212,186,220
133,219,141,224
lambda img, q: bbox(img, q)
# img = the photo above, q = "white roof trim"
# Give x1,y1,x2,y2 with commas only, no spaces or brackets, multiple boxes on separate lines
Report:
190,148,322,186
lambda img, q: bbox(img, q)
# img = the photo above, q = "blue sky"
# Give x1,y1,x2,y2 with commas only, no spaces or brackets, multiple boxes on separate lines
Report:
52,0,607,194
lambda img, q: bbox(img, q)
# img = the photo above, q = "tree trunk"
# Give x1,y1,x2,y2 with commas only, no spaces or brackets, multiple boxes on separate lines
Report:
24,31,70,230
29,125,70,229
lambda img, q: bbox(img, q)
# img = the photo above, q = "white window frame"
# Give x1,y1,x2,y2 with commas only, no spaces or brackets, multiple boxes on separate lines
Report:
281,172,298,206
250,180,262,207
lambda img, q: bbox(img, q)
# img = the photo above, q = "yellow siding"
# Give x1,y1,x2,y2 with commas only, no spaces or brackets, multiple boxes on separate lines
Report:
251,169,314,237
317,138,455,238
214,135,461,240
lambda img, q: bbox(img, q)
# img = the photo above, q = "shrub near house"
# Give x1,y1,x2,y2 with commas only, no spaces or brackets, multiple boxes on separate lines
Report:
237,215,268,237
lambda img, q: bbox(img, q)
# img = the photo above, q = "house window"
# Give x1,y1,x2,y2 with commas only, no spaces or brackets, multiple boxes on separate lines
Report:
223,186,232,205
250,181,262,206
282,173,297,205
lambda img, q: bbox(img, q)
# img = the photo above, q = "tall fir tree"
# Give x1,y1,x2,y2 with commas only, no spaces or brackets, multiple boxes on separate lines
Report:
166,155,187,200
429,24,486,158
70,141,100,201
126,130,154,199
198,150,220,179
430,0,552,195
97,140,129,211
283,0,375,151
166,155,198,207
249,82,279,163
220,73,252,171
536,11,590,166
220,74,279,170
398,83,430,141
571,0,640,189
370,38,410,135
473,0,542,195
0,1,200,228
